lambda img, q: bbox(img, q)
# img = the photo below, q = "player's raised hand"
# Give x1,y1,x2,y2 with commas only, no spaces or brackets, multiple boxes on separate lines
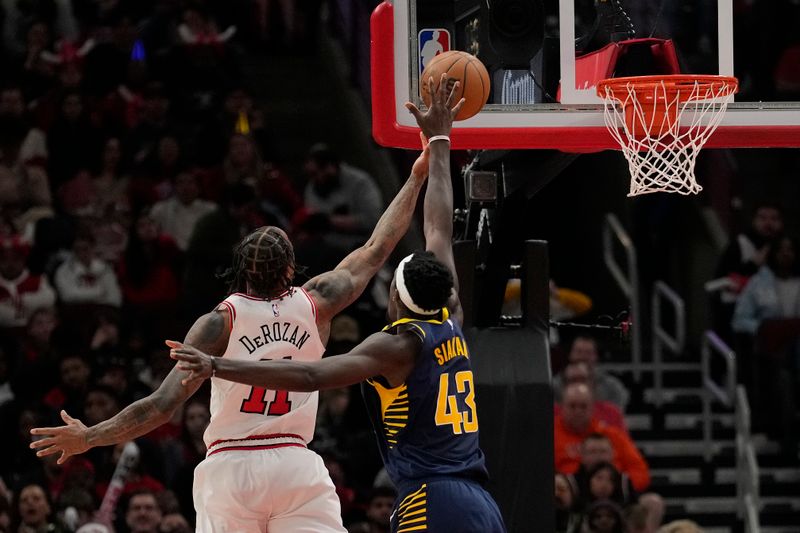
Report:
167,340,215,385
405,72,465,138
30,410,90,465
410,132,431,179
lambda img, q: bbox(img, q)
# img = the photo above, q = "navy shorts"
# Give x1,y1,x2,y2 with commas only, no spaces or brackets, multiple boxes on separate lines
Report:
392,478,506,533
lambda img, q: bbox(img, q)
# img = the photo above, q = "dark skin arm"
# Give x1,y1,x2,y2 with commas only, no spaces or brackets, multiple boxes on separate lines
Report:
165,77,466,394
30,307,231,464
168,329,421,391
303,145,429,344
305,77,464,344
406,74,464,325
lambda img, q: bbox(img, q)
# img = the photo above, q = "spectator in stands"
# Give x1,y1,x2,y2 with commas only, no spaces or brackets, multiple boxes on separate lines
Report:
713,202,784,337
43,354,91,417
220,88,271,156
303,143,383,256
48,456,96,502
159,512,191,533
47,90,99,189
177,5,237,46
313,387,351,454
585,462,627,507
555,362,627,432
149,172,216,251
125,490,163,533
117,210,180,312
623,504,649,533
12,483,56,533
0,85,48,166
576,433,665,530
219,133,303,229
92,137,130,217
638,493,665,533
347,487,396,533
0,236,56,329
0,492,10,532
554,383,650,491
8,307,60,403
555,473,582,533
84,385,122,428
582,500,625,533
732,235,800,334
0,163,52,237
570,435,636,506
56,487,97,531
322,451,356,519
164,398,209,518
54,231,122,307
553,336,629,410
0,345,14,408
129,82,172,167
732,235,800,457
91,200,132,265
96,355,151,406
183,183,262,312
657,520,703,533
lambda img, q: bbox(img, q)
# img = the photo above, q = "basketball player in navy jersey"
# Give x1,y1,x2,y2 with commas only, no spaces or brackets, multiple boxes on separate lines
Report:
169,74,506,533
30,119,436,530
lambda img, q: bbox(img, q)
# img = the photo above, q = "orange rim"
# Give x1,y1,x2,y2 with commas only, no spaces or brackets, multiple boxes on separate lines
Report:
597,74,739,100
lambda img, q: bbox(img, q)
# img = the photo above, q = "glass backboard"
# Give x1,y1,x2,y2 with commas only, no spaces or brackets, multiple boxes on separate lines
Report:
371,0,800,150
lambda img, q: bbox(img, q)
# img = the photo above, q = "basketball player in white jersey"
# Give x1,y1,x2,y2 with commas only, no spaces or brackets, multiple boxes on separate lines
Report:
29,138,434,531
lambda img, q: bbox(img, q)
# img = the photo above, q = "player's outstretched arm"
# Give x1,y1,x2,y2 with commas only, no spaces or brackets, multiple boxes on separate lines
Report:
168,331,419,391
406,73,465,324
303,143,429,326
30,308,231,464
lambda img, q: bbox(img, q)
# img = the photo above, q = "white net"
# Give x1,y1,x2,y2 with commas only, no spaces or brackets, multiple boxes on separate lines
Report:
599,76,737,196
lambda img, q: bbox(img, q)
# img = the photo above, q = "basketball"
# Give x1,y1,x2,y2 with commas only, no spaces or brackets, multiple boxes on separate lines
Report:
420,51,490,121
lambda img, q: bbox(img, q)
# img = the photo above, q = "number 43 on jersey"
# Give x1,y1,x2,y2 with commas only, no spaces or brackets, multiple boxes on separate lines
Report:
435,370,478,434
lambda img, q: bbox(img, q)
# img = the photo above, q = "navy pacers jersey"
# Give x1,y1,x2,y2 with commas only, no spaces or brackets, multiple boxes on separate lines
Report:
362,308,488,486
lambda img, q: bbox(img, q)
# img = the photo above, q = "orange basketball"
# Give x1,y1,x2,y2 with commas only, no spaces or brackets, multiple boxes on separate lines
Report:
420,50,490,121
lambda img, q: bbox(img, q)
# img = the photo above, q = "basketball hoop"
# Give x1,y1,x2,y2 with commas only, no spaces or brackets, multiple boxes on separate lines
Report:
597,75,738,196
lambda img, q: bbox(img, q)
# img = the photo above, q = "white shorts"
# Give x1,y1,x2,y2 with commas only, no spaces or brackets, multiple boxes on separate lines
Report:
193,435,345,533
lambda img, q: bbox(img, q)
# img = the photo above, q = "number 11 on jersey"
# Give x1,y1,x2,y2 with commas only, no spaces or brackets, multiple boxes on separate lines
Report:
240,357,293,415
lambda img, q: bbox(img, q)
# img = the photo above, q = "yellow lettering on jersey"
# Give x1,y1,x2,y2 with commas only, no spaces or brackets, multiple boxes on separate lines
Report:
434,347,444,366
434,336,471,366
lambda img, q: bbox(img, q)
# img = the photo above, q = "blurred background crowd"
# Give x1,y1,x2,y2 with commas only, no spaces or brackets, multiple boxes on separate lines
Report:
0,0,798,532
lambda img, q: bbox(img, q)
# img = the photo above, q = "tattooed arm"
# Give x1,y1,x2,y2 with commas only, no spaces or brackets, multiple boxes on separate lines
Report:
30,308,231,464
304,150,429,335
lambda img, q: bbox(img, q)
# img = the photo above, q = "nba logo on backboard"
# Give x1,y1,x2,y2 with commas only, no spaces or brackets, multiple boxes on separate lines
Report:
418,29,450,74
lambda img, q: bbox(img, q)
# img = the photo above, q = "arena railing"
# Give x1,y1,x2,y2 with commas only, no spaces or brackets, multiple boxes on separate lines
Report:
650,281,694,406
602,213,642,379
700,331,736,463
736,385,761,532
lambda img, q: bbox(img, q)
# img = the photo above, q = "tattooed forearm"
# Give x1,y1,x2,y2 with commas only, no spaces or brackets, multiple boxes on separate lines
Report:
85,310,230,448
361,174,426,265
86,398,169,447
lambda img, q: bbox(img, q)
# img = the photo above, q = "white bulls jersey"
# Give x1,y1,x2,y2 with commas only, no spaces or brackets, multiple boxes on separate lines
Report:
203,288,325,446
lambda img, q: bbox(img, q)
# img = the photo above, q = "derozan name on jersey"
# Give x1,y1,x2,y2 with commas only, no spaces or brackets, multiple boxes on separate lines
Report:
238,322,311,354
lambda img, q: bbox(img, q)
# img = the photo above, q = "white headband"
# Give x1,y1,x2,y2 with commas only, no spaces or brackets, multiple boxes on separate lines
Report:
395,254,439,316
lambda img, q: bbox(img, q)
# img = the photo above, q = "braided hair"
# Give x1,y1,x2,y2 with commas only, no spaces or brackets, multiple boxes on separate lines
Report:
223,226,295,299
